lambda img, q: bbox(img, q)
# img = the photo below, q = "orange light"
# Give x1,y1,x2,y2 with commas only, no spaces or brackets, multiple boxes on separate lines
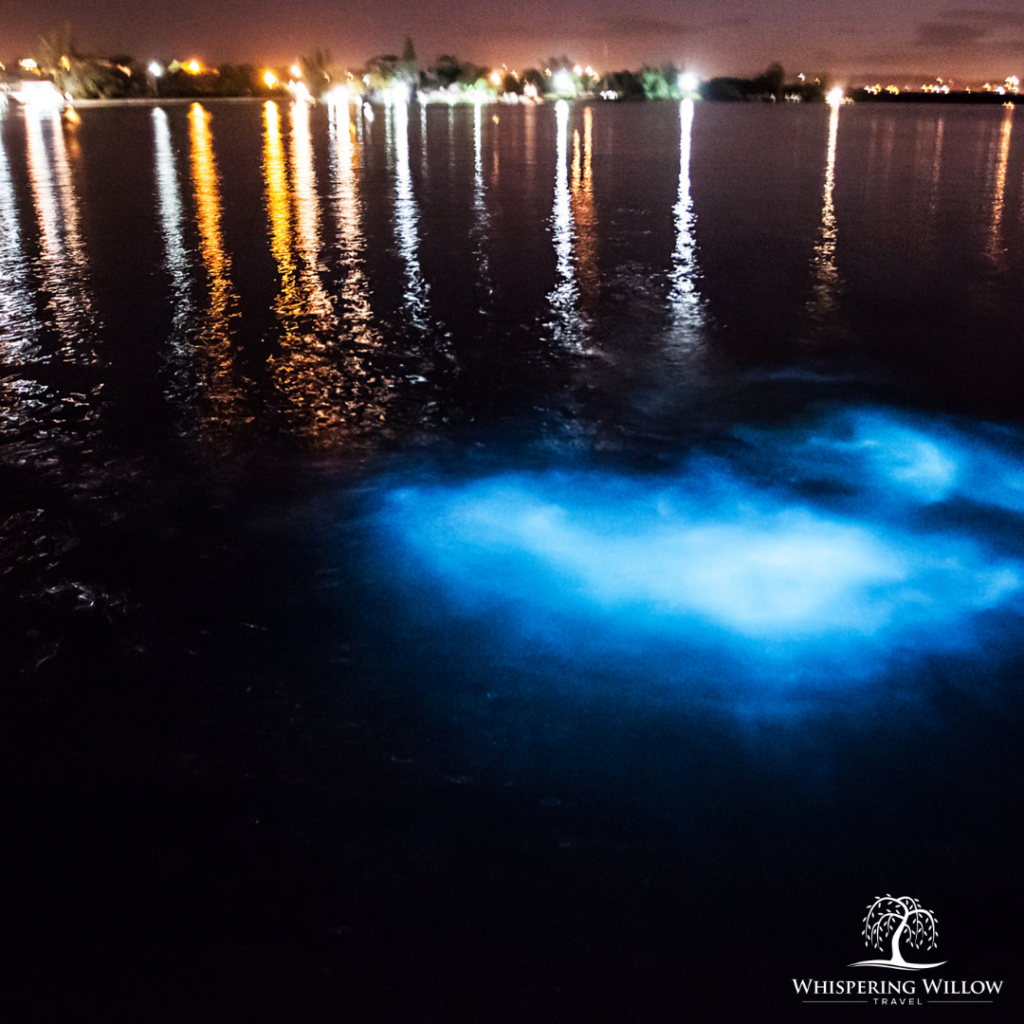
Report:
187,60,201,75
264,70,278,88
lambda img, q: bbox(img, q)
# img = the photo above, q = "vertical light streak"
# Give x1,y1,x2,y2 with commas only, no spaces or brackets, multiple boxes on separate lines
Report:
329,96,377,347
929,117,944,215
0,125,38,360
384,96,395,172
289,99,332,325
524,102,537,177
328,92,390,431
393,97,429,331
546,100,580,346
263,100,346,445
188,102,245,439
809,102,840,319
569,106,598,307
420,102,428,177
152,108,193,356
472,98,493,301
447,103,456,180
278,99,346,444
492,114,500,180
670,98,704,332
987,105,1012,267
24,106,97,356
263,101,298,321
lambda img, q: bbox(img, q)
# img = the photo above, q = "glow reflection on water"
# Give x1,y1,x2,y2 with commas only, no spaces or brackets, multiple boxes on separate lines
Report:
188,102,248,441
377,407,1024,716
392,98,429,332
987,105,1013,266
152,108,193,360
471,98,493,300
809,102,840,320
570,106,598,309
547,100,580,347
0,121,37,359
670,98,704,335
23,106,97,357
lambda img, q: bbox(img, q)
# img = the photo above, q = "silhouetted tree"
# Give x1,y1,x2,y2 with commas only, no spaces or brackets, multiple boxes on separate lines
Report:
364,53,400,91
599,70,646,100
753,61,785,100
301,48,333,96
217,64,259,96
432,54,461,88
521,68,545,91
639,65,678,99
428,54,486,90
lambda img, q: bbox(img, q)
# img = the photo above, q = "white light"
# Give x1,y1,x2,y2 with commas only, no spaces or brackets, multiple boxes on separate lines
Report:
14,80,65,108
553,69,574,94
148,61,163,78
678,72,699,93
826,86,844,107
384,81,410,105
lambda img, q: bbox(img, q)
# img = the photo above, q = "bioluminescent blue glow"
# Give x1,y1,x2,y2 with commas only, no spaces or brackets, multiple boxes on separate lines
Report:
373,407,1024,712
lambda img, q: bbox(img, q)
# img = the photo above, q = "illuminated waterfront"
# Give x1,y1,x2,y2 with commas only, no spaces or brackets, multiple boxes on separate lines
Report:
2,98,1024,1019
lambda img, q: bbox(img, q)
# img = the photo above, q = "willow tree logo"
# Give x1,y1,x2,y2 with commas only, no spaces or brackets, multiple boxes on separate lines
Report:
850,894,947,970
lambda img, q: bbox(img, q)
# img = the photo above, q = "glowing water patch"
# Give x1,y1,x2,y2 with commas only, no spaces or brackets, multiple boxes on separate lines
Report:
375,408,1024,700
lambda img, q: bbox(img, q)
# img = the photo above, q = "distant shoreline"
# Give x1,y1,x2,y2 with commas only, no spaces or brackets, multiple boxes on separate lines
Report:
51,91,1019,109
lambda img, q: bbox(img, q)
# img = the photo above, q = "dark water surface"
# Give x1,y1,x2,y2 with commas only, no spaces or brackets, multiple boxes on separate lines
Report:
2,97,1024,1021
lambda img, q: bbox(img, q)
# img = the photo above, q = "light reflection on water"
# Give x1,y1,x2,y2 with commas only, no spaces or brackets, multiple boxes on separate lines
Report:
2,102,1024,740
986,104,1013,266
188,102,248,442
23,106,98,360
265,100,346,444
669,98,703,336
0,117,37,361
328,99,394,433
808,102,840,322
152,107,193,358
471,98,493,302
1,100,1023,456
570,106,598,309
392,98,430,333
547,100,580,348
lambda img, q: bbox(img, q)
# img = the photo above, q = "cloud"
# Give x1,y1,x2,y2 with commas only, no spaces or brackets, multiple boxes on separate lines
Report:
594,17,694,38
939,7,1024,27
914,21,990,47
489,14,750,44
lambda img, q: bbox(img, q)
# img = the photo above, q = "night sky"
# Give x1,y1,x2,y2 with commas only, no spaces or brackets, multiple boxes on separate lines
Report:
4,0,1024,84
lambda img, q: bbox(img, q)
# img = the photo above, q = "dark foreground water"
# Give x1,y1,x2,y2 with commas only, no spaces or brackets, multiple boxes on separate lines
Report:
2,96,1024,1021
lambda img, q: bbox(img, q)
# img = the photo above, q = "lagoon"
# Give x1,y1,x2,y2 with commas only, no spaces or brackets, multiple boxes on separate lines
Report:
2,97,1023,1019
